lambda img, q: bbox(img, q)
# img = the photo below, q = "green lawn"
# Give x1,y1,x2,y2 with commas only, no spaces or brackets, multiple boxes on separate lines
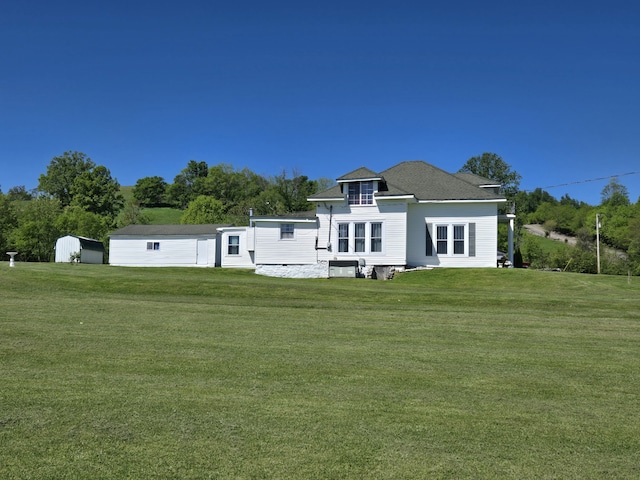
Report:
1,264,639,479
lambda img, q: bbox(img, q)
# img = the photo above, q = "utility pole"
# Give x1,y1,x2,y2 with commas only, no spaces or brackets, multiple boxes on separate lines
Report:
596,213,601,274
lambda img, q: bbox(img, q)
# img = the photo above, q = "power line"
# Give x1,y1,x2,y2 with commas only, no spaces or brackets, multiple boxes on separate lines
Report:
526,171,640,191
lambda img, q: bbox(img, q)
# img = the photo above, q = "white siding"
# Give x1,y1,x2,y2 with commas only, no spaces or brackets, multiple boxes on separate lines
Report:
109,235,218,267
406,202,499,268
55,236,81,263
220,228,255,268
253,221,318,265
315,201,408,266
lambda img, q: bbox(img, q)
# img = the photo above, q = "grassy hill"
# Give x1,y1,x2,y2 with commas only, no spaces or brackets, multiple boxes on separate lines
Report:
2,265,639,478
120,186,183,224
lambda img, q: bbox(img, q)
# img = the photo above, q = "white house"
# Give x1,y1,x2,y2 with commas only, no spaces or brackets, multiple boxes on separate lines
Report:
109,224,231,267
55,235,105,264
108,161,514,276
215,161,514,278
219,212,327,277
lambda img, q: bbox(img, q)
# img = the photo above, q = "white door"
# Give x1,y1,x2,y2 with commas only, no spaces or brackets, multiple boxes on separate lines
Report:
196,239,208,265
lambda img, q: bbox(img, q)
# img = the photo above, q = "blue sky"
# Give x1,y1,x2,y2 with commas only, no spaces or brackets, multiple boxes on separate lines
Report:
1,0,639,205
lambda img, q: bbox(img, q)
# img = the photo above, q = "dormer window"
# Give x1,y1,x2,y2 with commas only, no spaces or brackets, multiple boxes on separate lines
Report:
348,181,374,205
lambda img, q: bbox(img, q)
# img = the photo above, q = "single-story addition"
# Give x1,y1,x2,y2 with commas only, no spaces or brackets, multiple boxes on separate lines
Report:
220,160,515,278
109,224,231,267
55,235,105,264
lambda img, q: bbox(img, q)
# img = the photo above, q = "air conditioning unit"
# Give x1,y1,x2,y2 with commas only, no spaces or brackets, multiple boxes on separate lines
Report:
328,260,359,278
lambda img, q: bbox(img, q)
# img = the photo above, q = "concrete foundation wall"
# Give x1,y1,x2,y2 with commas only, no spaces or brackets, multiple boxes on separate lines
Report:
255,262,329,279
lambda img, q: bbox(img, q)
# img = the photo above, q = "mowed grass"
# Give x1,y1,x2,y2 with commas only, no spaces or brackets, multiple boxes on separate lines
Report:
1,264,639,479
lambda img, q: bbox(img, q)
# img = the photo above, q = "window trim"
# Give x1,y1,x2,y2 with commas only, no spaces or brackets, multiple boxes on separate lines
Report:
335,221,383,254
354,222,366,252
370,222,382,253
427,222,472,257
338,223,349,253
280,223,294,240
227,235,240,255
347,181,374,205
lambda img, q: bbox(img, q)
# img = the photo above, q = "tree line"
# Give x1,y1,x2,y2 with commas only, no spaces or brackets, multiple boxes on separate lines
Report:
512,178,640,275
1,150,638,275
0,151,328,262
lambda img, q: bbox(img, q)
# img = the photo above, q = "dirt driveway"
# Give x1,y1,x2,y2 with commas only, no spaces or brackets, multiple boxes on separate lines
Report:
523,224,576,245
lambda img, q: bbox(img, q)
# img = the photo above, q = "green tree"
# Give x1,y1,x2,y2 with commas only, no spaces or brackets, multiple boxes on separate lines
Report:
167,160,208,208
38,151,124,217
459,152,522,199
55,206,110,241
38,151,95,207
70,165,124,217
272,171,317,213
196,164,267,206
627,215,640,275
601,177,630,207
6,185,33,201
133,176,168,207
117,200,151,228
11,197,62,261
0,192,18,253
180,196,227,224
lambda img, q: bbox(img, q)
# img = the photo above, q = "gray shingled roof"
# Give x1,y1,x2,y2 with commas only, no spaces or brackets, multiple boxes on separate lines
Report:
336,167,382,181
454,172,501,187
110,224,232,236
250,210,317,220
309,161,506,202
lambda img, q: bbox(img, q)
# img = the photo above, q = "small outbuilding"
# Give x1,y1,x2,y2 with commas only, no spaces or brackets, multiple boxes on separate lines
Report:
55,235,105,264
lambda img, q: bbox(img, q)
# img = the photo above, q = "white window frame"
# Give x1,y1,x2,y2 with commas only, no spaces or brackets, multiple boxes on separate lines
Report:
354,223,366,252
280,223,294,240
227,235,240,255
453,224,466,255
370,222,382,253
335,221,383,254
432,223,468,257
338,223,349,253
347,181,374,205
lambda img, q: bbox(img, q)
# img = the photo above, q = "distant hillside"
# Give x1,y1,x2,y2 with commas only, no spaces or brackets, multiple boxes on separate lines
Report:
143,207,182,224
120,185,134,202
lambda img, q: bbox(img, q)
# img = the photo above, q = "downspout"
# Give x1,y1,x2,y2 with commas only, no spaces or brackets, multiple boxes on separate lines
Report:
327,205,333,251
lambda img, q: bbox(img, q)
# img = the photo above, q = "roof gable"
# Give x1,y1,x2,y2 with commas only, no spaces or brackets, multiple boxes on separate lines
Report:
336,167,381,181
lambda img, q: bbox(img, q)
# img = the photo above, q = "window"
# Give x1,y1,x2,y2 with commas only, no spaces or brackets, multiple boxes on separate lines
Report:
348,181,374,205
354,223,365,252
146,242,160,251
338,223,349,253
436,226,448,254
228,235,239,255
371,223,382,252
453,225,465,254
427,223,475,257
280,223,294,240
336,221,382,254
